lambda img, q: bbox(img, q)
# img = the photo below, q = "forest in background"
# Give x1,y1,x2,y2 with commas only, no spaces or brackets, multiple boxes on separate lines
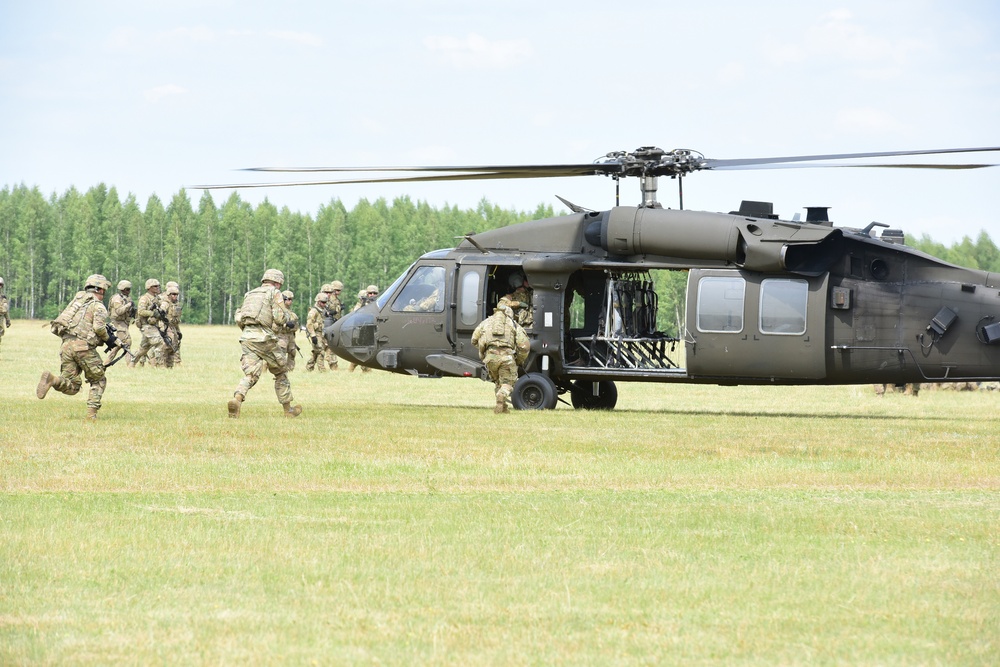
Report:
0,183,555,323
1,182,998,328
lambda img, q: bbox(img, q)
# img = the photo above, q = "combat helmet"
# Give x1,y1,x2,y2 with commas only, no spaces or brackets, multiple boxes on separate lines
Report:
316,292,330,303
165,280,179,291
117,279,132,291
321,283,333,293
357,289,367,300
262,268,285,285
330,280,344,291
165,284,180,295
366,284,379,295
86,274,112,291
508,272,526,289
145,278,160,290
281,290,294,300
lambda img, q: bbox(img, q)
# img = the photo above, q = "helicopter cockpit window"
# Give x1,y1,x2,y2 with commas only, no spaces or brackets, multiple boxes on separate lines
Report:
696,276,745,333
391,265,446,313
759,279,808,335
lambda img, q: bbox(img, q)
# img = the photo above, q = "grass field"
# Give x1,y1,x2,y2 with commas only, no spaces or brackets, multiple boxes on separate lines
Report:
1,321,997,665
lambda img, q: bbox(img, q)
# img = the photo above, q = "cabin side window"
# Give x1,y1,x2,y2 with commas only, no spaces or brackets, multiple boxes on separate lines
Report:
696,276,745,333
391,265,446,313
459,271,481,326
759,278,808,335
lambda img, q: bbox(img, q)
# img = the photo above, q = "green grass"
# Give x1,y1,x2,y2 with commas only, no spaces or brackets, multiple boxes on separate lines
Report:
0,321,997,665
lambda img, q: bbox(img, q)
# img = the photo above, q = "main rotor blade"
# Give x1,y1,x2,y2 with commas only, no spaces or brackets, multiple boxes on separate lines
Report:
701,146,1000,170
242,163,615,177
193,170,591,190
709,161,999,171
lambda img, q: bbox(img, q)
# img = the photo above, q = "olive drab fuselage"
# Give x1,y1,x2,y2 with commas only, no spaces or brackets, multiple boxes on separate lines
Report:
325,203,1000,410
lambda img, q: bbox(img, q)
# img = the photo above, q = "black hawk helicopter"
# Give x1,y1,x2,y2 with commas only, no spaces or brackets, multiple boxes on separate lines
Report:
202,145,1000,410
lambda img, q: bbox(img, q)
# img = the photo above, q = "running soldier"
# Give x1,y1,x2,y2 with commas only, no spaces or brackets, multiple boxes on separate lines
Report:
107,280,135,350
323,280,345,370
164,281,183,365
471,297,529,413
36,274,116,420
0,277,10,355
228,268,302,418
129,279,166,368
305,292,329,372
158,283,181,368
278,290,300,372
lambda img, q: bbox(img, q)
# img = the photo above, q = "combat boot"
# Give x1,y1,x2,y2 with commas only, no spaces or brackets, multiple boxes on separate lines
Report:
494,395,507,414
36,371,56,399
227,393,244,419
85,406,98,421
282,402,302,417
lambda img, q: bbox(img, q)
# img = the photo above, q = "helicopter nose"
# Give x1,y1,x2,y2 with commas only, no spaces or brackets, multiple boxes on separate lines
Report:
326,310,377,365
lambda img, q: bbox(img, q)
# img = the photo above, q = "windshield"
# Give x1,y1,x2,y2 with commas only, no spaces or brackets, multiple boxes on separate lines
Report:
375,264,412,309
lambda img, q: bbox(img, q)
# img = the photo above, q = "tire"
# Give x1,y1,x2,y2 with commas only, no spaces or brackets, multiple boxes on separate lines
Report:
569,380,618,410
512,373,558,410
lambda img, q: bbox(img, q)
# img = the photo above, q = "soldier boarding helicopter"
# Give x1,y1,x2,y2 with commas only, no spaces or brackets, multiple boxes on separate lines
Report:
201,145,1000,410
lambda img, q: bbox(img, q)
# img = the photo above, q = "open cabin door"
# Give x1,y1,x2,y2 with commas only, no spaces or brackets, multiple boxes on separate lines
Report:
685,269,828,380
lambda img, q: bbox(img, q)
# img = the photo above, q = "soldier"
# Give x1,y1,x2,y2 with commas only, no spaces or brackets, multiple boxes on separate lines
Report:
228,268,302,418
278,290,300,372
0,277,10,355
164,281,183,366
107,280,135,351
36,274,115,420
305,292,330,372
129,279,166,368
158,283,181,369
323,280,345,369
472,296,529,413
504,271,533,328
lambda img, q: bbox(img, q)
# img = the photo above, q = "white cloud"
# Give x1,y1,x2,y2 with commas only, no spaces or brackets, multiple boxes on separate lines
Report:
423,33,532,69
145,84,188,102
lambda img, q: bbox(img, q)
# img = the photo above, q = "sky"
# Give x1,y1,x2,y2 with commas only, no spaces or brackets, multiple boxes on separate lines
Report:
2,0,999,245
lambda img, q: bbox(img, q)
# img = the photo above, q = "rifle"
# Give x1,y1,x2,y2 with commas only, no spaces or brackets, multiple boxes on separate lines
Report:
103,323,135,368
152,306,177,352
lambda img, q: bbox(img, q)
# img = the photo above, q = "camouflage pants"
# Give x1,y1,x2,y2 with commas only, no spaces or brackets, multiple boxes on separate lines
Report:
234,339,293,405
306,343,326,371
169,327,181,365
484,349,518,403
279,339,298,373
133,324,165,367
53,339,107,410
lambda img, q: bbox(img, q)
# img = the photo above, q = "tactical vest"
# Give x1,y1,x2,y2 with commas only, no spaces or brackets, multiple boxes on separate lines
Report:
477,312,516,353
237,285,278,328
54,293,100,344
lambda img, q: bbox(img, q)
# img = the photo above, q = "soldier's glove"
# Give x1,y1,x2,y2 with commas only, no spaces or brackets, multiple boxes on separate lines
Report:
285,321,296,331
129,303,137,318
177,331,183,340
311,336,318,346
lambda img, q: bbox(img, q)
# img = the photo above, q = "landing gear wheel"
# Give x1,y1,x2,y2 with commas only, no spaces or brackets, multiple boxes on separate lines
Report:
512,373,558,410
569,380,618,410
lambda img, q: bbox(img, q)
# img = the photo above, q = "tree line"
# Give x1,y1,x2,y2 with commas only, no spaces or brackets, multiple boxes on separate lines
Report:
1,182,998,327
0,183,555,323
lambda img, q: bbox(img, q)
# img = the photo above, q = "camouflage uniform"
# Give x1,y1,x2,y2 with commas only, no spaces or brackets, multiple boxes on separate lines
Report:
323,280,345,369
278,290,300,373
107,280,135,349
305,292,330,372
129,279,166,368
228,269,301,418
158,283,182,369
164,281,183,366
36,274,113,419
0,277,10,354
505,272,533,328
471,297,529,413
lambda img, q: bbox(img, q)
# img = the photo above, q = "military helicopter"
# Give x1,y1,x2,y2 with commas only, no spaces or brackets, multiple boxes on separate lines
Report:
202,145,1000,410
